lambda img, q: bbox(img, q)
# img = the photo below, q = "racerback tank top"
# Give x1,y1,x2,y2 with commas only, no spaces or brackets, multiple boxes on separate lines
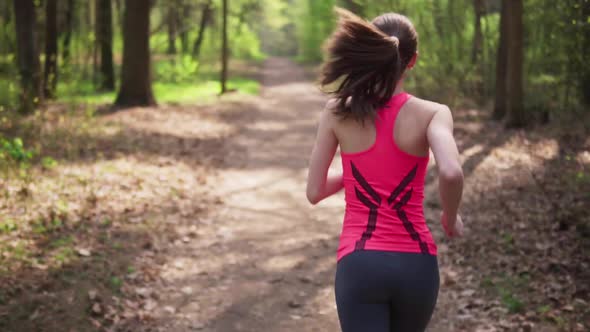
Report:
337,92,437,261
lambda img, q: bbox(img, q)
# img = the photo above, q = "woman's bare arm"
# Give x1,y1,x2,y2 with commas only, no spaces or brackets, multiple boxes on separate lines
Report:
426,106,464,236
306,108,343,205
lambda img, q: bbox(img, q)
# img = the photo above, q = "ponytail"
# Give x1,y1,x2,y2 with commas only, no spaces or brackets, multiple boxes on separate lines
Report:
321,8,406,122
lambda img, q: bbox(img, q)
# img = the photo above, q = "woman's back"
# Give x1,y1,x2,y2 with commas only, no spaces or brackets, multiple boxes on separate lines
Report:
332,92,442,260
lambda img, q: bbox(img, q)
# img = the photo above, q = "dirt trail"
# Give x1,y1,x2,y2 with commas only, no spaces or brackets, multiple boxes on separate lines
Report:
138,57,464,332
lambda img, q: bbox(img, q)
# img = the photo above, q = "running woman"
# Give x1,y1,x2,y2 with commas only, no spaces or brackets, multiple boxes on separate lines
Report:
306,8,465,332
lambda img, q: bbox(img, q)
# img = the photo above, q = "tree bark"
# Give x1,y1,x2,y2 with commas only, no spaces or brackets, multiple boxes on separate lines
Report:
114,0,124,28
220,0,228,94
62,0,74,63
179,0,190,53
97,0,115,91
13,0,42,113
1,1,15,54
193,0,213,58
166,3,177,54
43,0,58,99
493,0,509,120
581,0,590,105
471,0,484,64
114,0,156,107
505,0,525,127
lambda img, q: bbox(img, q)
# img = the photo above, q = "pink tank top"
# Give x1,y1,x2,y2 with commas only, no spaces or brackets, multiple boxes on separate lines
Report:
337,92,437,261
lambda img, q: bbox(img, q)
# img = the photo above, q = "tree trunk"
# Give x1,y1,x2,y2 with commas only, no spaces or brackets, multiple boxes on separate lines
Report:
114,0,156,107
13,0,42,113
114,0,124,28
97,0,115,91
62,0,74,63
192,0,212,58
0,2,14,54
581,0,590,105
493,0,509,120
505,0,525,127
43,0,58,99
166,3,177,54
220,0,228,94
341,0,364,16
179,1,190,53
471,0,484,64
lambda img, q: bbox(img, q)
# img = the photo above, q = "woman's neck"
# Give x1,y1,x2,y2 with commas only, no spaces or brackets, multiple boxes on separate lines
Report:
393,81,405,96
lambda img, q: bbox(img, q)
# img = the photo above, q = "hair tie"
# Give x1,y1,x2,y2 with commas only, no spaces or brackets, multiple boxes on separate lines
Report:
389,36,399,46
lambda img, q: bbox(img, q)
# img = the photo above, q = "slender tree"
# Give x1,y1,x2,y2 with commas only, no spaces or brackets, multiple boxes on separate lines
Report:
471,0,484,64
179,0,190,53
96,0,115,91
43,0,58,99
581,0,590,105
220,0,228,94
493,0,509,120
193,0,213,58
114,0,124,28
13,0,42,113
504,0,525,127
114,0,156,107
166,2,177,54
62,0,74,63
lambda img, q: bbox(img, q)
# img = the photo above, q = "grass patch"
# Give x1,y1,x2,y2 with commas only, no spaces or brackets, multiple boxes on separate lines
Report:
49,235,74,249
58,78,259,105
109,275,123,292
53,246,75,265
486,273,530,314
0,219,18,234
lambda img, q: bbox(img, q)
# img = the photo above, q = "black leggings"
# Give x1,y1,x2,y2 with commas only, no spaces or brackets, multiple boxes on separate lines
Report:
335,250,439,332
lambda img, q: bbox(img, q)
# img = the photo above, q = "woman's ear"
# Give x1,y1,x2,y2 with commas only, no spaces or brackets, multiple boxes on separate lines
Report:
407,52,418,70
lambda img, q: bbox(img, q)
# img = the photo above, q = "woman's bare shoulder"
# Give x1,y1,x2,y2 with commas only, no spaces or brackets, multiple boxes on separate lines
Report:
406,96,450,115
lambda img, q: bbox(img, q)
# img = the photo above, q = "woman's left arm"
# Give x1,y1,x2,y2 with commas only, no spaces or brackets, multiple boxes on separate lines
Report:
306,108,343,205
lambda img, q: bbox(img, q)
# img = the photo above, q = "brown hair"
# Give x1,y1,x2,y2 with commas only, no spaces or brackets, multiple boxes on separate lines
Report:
321,8,418,122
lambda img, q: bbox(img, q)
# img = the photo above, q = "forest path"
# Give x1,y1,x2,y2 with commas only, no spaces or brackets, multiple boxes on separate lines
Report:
142,57,462,332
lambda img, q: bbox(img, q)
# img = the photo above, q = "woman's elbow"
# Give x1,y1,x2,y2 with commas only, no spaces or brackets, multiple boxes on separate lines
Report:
439,165,464,183
306,188,321,205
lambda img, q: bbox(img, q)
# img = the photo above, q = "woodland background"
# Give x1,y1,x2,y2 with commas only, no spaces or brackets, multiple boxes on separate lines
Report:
0,0,588,331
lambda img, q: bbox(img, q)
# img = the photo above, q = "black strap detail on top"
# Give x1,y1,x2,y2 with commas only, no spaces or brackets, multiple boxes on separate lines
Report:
351,162,381,205
351,161,429,254
387,165,429,254
387,164,418,206
351,161,381,250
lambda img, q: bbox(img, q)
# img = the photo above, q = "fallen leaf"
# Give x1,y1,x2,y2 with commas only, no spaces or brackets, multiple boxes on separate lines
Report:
144,299,157,311
92,303,102,315
76,248,91,257
88,290,99,301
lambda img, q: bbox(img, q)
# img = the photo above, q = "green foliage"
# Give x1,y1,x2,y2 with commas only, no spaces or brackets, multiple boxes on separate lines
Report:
1,137,34,163
49,236,74,249
156,55,200,83
500,289,525,313
41,156,58,169
288,0,589,114
110,276,123,291
0,219,18,234
0,136,35,181
489,273,531,314
54,246,75,264
293,0,336,62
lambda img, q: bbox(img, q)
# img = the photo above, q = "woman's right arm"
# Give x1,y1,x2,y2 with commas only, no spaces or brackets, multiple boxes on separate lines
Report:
426,106,464,237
